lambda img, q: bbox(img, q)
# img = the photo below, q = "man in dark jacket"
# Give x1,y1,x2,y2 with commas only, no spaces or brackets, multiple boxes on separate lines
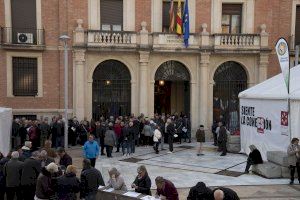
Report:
244,145,263,173
57,147,73,170
21,151,41,200
4,151,23,200
166,119,176,153
80,159,105,200
155,176,178,200
187,182,213,200
213,187,240,200
218,126,228,156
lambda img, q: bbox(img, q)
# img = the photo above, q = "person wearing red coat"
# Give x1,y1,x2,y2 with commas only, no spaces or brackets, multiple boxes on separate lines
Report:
155,176,178,200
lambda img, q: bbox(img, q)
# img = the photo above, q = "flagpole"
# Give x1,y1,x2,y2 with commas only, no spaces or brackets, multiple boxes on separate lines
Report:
288,52,291,141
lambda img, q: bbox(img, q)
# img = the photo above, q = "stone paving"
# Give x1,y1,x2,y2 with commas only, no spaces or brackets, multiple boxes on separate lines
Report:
68,142,300,199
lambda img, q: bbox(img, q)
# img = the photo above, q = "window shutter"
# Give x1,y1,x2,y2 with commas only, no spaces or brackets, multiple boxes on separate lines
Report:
101,0,123,30
295,6,300,45
163,2,170,30
222,4,242,15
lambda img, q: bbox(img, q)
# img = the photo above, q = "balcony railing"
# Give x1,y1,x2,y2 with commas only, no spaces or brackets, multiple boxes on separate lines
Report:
213,34,260,50
1,27,45,46
87,30,137,47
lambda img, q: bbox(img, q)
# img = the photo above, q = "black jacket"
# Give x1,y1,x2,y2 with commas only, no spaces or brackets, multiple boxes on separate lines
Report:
80,167,105,198
187,182,213,200
35,167,55,199
56,172,80,200
167,123,176,138
59,153,72,169
4,158,24,187
212,187,240,200
132,174,152,195
21,158,41,186
249,149,263,164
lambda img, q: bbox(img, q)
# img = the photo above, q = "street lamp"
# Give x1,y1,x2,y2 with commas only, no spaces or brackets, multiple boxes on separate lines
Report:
59,34,70,149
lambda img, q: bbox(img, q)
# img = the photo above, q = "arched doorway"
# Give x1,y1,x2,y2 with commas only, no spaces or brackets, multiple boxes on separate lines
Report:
154,60,190,116
92,60,131,120
213,61,247,132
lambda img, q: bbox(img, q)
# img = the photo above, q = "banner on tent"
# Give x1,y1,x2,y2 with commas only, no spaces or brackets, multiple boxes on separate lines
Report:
240,99,290,159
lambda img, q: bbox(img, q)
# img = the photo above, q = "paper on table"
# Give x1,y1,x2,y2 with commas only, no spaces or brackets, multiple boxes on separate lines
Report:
123,191,141,198
98,185,105,189
140,195,160,200
103,188,114,192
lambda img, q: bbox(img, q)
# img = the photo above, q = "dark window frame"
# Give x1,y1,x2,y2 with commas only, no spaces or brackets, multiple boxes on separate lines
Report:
100,0,123,31
222,4,243,34
295,6,300,46
12,57,38,96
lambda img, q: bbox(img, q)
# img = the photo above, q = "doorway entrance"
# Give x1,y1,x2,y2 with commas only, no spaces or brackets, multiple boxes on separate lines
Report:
213,61,247,132
154,61,190,116
92,60,131,120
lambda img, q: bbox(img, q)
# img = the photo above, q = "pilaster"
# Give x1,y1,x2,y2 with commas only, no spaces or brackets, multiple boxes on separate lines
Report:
139,51,150,116
199,53,210,128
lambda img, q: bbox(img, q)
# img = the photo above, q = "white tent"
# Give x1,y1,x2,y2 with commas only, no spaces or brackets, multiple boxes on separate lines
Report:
0,107,12,156
239,65,300,160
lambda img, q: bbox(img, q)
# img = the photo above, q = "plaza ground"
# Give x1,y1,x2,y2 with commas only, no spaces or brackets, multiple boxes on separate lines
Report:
68,142,300,199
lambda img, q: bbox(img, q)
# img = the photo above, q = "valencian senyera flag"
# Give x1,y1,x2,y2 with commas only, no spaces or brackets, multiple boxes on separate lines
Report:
183,0,189,47
169,0,175,32
176,0,183,35
275,38,290,93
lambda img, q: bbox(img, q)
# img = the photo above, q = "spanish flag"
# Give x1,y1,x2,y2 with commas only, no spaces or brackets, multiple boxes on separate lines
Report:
169,0,175,32
176,0,183,35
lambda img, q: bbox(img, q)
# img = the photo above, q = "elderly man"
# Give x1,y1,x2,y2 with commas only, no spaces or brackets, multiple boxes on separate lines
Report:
155,176,178,200
21,151,41,200
57,147,73,170
4,151,24,200
213,187,240,200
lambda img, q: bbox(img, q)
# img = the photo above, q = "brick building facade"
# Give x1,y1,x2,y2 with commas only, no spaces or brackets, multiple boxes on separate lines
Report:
0,0,298,132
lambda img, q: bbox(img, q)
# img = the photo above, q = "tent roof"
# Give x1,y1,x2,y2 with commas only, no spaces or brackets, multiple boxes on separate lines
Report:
0,107,12,113
239,65,300,100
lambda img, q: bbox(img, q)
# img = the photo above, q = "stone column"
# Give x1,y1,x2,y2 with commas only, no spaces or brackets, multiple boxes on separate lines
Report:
259,24,269,83
139,51,150,117
199,53,210,128
73,50,86,121
190,81,199,134
259,53,269,83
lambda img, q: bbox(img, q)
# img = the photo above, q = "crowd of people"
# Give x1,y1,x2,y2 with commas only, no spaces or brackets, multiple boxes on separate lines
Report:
0,145,240,200
10,113,192,156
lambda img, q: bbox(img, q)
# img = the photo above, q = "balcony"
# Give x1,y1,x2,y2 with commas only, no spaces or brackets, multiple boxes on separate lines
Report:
213,34,261,53
73,21,269,54
1,27,45,50
86,30,137,50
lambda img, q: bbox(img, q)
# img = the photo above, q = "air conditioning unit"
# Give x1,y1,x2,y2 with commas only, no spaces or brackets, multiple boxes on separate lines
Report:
17,33,34,44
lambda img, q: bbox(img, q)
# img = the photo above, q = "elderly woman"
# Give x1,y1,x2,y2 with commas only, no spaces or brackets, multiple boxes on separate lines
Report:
56,165,80,200
131,165,151,195
107,167,127,191
244,145,263,173
287,138,300,185
35,162,58,200
104,123,116,158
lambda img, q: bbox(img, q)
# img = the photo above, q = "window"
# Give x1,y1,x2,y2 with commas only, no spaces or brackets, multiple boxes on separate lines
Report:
162,1,184,33
222,4,242,34
295,6,300,45
100,0,123,31
11,0,37,44
13,57,38,96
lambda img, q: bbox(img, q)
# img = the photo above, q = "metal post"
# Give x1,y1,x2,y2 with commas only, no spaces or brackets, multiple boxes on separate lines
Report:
295,45,299,66
60,35,70,149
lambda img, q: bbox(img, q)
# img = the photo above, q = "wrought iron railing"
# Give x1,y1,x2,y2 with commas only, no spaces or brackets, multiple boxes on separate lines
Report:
1,27,45,45
87,30,136,46
214,33,260,47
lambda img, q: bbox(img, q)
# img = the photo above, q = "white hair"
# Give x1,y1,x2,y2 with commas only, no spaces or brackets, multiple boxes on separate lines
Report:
11,151,19,159
46,162,58,173
214,189,224,200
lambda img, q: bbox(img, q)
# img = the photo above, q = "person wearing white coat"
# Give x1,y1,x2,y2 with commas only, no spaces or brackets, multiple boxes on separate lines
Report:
153,125,162,154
